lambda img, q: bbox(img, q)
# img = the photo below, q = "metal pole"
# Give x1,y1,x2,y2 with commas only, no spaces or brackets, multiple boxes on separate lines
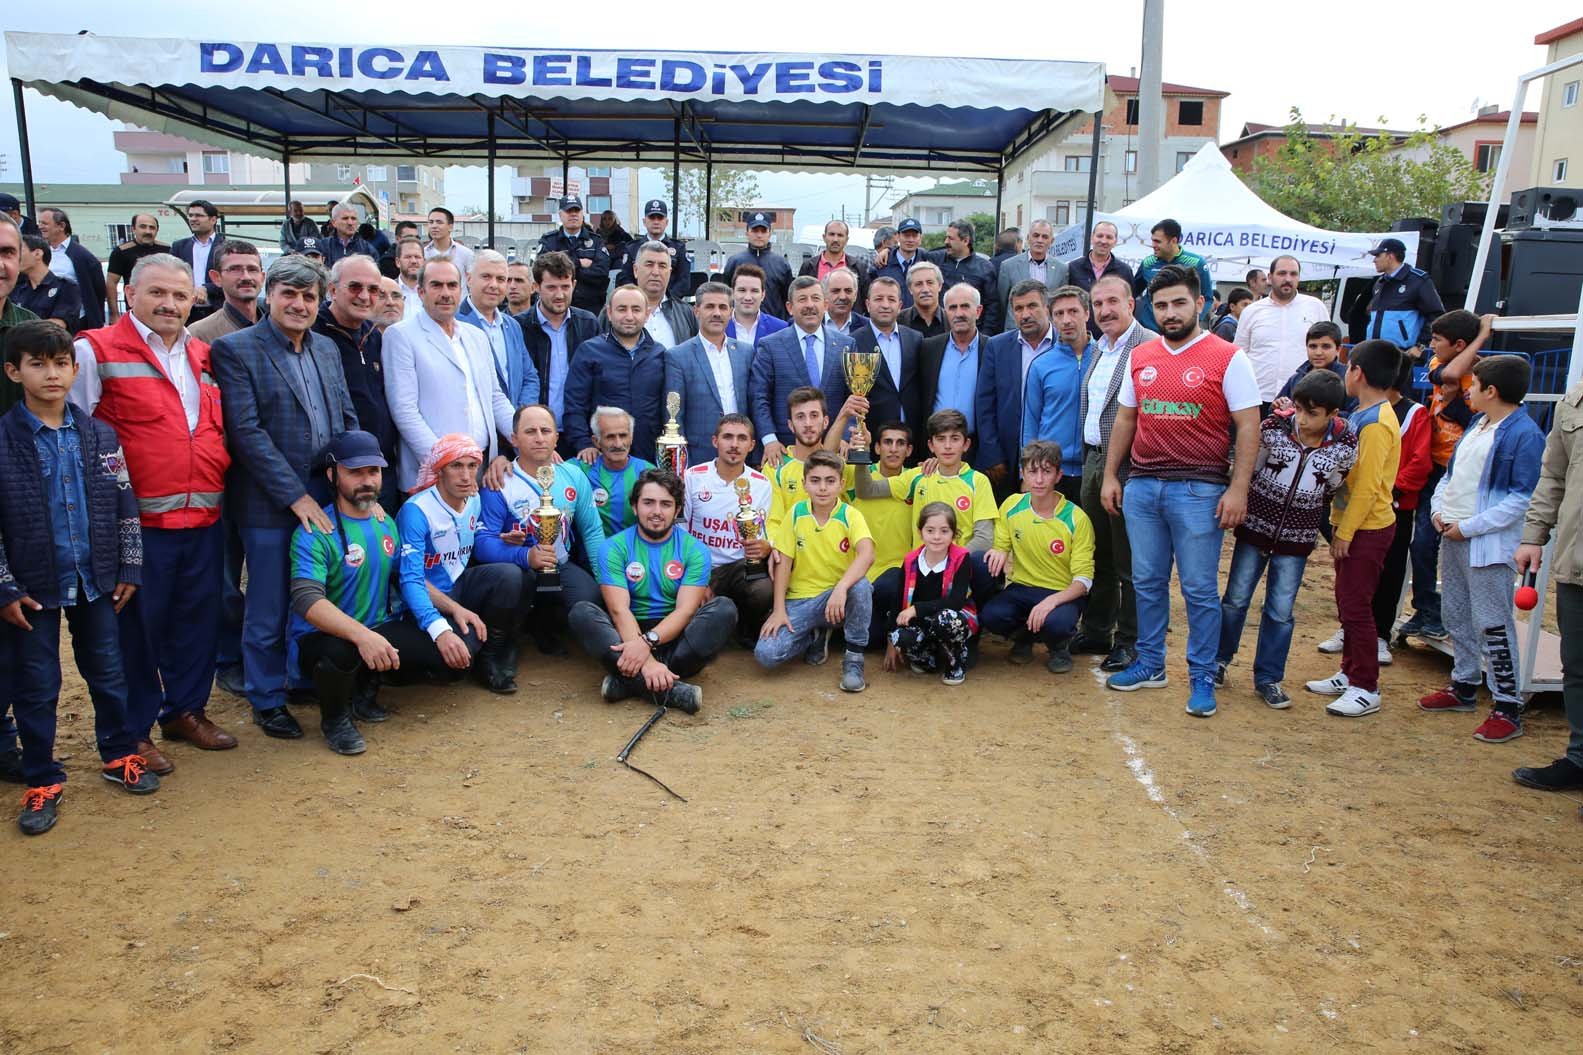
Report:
993,163,1004,235
1084,111,1102,248
486,112,497,248
1136,0,1165,196
562,155,570,200
704,158,714,239
10,79,37,221
671,118,682,235
281,143,292,238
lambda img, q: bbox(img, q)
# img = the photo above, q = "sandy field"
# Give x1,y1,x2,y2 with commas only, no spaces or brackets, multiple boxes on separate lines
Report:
2,550,1581,1055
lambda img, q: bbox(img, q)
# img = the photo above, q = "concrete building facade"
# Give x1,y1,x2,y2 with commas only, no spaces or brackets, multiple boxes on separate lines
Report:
1532,17,1583,187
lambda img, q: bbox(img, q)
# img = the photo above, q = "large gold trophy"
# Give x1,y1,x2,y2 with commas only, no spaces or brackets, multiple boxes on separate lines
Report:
528,465,563,593
842,349,883,465
732,477,768,581
655,391,688,476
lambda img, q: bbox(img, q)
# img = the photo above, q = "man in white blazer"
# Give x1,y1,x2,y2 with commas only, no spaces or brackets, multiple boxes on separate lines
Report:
663,281,755,467
382,256,516,491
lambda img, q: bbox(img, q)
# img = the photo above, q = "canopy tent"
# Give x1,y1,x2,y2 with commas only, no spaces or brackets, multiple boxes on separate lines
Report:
1052,142,1417,281
6,32,1107,241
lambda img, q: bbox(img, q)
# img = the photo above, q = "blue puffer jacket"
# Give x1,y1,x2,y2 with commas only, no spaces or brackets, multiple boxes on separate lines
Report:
1366,264,1445,351
1431,409,1545,570
0,405,143,609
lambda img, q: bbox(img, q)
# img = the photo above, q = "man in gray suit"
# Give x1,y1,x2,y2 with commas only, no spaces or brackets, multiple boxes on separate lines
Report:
996,220,1068,334
663,282,753,467
1071,274,1158,673
382,256,516,493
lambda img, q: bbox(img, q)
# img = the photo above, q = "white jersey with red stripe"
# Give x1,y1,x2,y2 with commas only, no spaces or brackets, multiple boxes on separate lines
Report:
683,460,772,568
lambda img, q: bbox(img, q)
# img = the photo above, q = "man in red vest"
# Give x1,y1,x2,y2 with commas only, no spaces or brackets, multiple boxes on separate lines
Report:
71,253,237,774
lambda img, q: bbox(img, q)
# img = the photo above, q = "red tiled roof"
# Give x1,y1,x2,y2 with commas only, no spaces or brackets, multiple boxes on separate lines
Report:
1105,75,1229,99
1536,17,1583,45
1435,110,1539,134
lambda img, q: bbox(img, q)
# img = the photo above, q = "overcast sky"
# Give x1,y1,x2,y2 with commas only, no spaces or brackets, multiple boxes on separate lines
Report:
1,2,1573,229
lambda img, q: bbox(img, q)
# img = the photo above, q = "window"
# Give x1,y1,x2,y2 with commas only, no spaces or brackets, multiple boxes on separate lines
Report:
396,165,417,182
336,164,353,181
585,195,611,213
1015,204,1023,226
366,165,388,182
1125,150,1138,174
1176,152,1194,173
1556,158,1570,182
1474,143,1502,173
931,207,954,225
1565,81,1580,108
201,153,228,174
400,197,417,213
1063,155,1092,172
1075,203,1088,224
1053,202,1070,225
586,166,611,177
1124,98,1139,125
1178,100,1204,126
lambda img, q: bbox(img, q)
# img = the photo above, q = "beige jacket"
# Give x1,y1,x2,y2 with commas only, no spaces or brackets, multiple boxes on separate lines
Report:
1522,382,1583,586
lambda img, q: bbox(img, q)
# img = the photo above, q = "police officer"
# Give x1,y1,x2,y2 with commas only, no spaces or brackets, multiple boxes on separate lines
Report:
536,196,611,316
617,199,691,303
723,212,792,321
1364,236,1445,357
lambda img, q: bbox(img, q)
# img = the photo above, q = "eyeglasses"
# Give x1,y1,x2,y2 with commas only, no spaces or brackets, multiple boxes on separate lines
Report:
340,281,377,295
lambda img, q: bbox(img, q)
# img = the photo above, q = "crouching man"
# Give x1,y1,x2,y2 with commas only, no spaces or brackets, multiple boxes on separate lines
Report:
569,469,737,714
290,431,488,755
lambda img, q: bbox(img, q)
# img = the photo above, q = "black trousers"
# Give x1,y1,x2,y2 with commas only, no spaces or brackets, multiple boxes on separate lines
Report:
709,560,773,639
296,617,481,713
568,597,738,692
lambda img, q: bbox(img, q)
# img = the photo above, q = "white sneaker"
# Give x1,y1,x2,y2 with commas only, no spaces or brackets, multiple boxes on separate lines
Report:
1326,686,1382,717
1317,628,1345,654
1377,638,1393,666
1305,671,1350,696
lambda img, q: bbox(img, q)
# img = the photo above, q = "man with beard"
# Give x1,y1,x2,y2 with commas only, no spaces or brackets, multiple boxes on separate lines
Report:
570,469,734,714
189,241,263,344
536,196,611,315
600,241,696,349
898,261,946,340
315,254,400,509
106,214,169,324
935,220,1000,335
1235,255,1330,412
393,237,425,320
565,285,666,462
683,414,774,643
822,268,867,336
518,251,600,458
750,277,853,468
279,200,319,254
1101,265,1261,718
976,279,1054,498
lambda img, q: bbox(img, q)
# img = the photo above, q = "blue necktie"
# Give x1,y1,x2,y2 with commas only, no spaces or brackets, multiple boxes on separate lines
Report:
804,332,820,384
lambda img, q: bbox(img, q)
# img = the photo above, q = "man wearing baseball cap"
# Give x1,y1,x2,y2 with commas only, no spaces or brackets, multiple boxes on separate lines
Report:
872,218,930,311
723,211,792,321
0,194,39,237
617,199,691,302
536,195,611,315
1363,237,1444,356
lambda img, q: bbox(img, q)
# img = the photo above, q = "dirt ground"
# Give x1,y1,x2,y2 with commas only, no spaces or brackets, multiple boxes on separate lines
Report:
3,548,1581,1055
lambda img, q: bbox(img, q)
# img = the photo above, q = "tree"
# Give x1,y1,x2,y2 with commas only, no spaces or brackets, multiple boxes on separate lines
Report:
1242,108,1485,231
921,211,997,254
660,168,762,235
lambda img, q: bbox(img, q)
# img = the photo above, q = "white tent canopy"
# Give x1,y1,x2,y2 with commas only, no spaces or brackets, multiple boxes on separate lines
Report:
1053,142,1416,282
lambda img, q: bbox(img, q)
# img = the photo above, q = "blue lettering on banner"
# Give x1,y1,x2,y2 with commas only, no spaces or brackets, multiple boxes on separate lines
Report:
202,42,449,81
1180,228,1340,258
615,57,657,90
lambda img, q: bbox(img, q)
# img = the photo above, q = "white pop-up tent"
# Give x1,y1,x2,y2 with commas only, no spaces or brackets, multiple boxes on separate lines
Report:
1053,142,1416,281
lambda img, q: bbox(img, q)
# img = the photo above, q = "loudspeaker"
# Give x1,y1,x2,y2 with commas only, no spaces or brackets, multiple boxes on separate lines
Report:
1440,201,1510,228
1508,187,1583,231
1391,217,1438,271
1430,223,1500,312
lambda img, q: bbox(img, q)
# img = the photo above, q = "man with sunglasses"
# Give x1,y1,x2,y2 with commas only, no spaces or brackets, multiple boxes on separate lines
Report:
315,254,400,509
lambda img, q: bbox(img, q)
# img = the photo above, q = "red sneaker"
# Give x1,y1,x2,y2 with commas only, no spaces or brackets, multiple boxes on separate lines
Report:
1473,712,1523,743
1419,686,1477,713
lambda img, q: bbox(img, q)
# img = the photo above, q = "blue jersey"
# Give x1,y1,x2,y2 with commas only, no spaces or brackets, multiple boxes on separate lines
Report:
396,486,480,637
579,455,654,537
596,525,710,621
476,460,606,570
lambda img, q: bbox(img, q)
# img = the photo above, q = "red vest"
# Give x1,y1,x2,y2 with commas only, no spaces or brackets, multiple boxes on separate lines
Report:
1128,333,1237,484
81,315,230,529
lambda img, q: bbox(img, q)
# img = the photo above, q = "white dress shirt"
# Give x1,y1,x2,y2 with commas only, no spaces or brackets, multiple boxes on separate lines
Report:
447,329,489,446
72,314,200,432
1234,293,1331,401
1084,321,1136,447
400,279,423,319
701,335,739,414
189,233,217,285
645,303,678,349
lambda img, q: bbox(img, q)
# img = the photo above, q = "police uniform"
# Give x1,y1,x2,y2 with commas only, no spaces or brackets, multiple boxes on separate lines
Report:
536,195,612,315
617,199,692,303
722,212,793,320
1364,239,1446,351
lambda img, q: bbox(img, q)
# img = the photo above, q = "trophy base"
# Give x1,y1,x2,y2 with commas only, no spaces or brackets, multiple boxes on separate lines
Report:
846,449,872,466
535,573,562,594
744,559,769,582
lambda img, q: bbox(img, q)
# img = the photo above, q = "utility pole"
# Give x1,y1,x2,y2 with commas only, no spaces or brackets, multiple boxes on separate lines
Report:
863,174,895,225
1136,0,1166,196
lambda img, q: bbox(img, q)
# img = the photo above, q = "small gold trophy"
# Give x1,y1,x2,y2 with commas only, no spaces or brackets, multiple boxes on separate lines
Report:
655,391,688,477
732,476,768,582
528,464,563,593
842,349,883,465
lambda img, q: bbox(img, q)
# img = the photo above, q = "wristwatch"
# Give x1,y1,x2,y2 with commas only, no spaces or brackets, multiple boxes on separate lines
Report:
642,630,661,648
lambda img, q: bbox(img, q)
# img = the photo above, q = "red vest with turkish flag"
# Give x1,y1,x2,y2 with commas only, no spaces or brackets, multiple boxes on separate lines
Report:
1127,333,1237,484
80,315,230,529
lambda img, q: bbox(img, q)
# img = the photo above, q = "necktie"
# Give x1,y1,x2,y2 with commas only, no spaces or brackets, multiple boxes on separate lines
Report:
804,332,820,384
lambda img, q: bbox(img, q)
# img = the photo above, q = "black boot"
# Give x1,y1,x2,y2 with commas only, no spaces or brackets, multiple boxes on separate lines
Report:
350,673,388,723
310,660,365,756
475,611,519,695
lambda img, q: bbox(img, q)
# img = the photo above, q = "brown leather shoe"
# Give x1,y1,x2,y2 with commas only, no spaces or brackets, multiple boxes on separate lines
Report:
160,713,239,751
136,739,175,776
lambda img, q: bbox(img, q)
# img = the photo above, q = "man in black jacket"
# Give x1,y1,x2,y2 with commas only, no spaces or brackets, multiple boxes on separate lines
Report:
170,199,224,322
936,219,1000,335
315,254,399,509
723,212,792,320
616,199,691,302
536,196,611,315
35,208,107,330
515,250,600,457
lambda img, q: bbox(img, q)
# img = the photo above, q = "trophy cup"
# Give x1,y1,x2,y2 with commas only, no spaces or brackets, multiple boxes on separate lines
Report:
656,391,688,476
528,464,563,593
842,349,882,465
732,476,768,582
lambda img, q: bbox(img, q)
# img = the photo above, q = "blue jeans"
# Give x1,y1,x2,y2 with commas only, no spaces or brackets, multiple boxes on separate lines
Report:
1409,464,1445,624
754,580,873,667
1215,540,1307,685
1123,476,1225,680
6,591,139,787
239,525,295,713
119,523,223,736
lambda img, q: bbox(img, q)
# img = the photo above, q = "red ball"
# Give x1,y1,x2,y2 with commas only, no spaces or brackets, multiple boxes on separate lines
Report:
1514,586,1539,611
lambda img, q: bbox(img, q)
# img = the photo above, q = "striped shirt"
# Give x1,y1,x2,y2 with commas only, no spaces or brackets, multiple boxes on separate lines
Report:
597,525,711,621
289,506,401,643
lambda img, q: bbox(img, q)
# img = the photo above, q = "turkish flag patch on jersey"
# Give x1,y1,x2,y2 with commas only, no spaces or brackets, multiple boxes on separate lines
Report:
955,495,971,511
665,559,685,580
1049,538,1066,555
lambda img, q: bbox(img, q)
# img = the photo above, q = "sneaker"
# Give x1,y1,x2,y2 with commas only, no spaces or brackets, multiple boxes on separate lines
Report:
1106,662,1168,692
1513,757,1583,791
1255,682,1291,709
942,665,966,686
1069,631,1112,656
1377,638,1393,666
601,675,634,703
1007,631,1034,665
1397,612,1427,637
1185,676,1218,717
909,661,929,674
805,628,832,666
1305,672,1349,696
1100,643,1137,672
1473,712,1523,744
18,784,62,836
1325,686,1381,717
1045,642,1073,674
839,653,866,693
1418,622,1450,641
1213,661,1228,687
1418,684,1477,713
664,682,702,715
1317,628,1345,654
100,755,160,795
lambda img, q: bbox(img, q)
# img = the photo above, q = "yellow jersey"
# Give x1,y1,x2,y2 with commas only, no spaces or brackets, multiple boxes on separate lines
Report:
874,463,998,547
766,455,806,535
846,464,912,581
992,493,1096,591
772,499,872,599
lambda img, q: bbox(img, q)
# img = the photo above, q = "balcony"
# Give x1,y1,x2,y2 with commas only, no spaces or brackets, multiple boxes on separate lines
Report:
1029,169,1098,198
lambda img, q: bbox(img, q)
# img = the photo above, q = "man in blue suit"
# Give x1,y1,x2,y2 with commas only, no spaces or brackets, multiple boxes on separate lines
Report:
725,263,789,347
664,282,754,467
458,248,540,424
564,285,666,462
975,278,1054,499
828,276,923,452
211,255,360,740
748,275,853,467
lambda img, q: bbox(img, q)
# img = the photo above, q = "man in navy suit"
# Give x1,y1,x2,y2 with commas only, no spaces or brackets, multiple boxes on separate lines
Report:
663,282,754,467
170,199,223,323
830,276,922,451
748,275,853,467
974,278,1054,499
211,255,359,741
